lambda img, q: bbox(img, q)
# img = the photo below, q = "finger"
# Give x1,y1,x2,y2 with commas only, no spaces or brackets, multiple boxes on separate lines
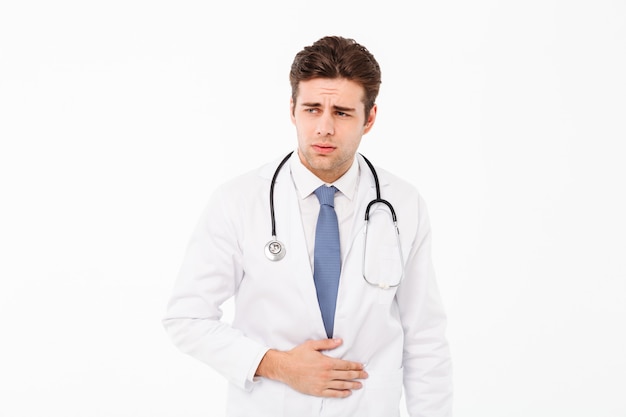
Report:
320,388,353,398
326,379,364,391
329,369,369,381
330,358,366,371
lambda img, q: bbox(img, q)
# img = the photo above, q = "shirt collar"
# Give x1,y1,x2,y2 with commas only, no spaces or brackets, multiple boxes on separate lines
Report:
290,150,359,201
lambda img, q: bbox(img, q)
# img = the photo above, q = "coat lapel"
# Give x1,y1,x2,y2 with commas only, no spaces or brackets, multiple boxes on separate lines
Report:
271,153,327,336
344,154,384,261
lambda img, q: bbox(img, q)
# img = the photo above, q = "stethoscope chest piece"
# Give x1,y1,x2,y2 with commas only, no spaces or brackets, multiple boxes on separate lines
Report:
265,238,286,261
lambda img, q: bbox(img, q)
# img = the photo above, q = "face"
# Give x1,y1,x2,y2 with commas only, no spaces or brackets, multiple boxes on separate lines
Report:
291,78,377,183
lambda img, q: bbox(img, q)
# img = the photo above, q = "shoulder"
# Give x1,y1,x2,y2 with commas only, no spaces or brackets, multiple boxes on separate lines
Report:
210,152,293,204
358,154,423,203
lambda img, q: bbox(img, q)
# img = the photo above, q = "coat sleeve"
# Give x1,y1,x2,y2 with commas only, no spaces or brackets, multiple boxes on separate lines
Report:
396,194,453,416
162,185,269,391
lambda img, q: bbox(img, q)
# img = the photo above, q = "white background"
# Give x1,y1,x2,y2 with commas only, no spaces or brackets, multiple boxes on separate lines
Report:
1,1,625,416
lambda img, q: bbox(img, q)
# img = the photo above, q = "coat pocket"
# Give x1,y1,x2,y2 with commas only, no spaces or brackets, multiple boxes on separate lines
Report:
359,367,403,417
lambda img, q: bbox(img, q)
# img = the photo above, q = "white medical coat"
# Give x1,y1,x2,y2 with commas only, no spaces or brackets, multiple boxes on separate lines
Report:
163,153,452,417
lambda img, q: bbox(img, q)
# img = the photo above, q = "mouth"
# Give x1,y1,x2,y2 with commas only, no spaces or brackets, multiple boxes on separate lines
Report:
312,144,335,155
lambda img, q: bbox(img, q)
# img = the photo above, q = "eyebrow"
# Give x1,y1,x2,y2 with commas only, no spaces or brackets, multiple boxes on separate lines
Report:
300,102,356,113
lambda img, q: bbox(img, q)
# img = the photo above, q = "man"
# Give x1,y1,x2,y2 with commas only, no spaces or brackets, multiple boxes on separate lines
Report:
163,35,453,416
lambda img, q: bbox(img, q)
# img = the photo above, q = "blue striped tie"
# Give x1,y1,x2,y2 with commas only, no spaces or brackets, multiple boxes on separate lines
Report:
313,185,341,338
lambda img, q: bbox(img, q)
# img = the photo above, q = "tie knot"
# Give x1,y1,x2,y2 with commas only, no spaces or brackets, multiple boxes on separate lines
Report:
314,185,337,207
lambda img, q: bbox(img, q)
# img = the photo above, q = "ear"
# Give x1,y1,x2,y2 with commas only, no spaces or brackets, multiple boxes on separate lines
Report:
363,104,377,134
290,97,296,125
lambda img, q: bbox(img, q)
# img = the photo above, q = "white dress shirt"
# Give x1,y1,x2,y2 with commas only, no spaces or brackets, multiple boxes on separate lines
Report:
289,150,359,271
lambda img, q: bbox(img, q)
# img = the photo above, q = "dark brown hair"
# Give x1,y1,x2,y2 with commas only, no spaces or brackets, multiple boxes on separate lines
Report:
289,36,382,120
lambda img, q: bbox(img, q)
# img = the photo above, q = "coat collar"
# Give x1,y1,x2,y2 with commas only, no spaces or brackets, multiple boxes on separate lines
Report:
260,150,389,255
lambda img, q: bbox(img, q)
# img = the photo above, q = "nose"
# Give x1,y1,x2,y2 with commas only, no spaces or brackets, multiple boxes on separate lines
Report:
316,113,334,136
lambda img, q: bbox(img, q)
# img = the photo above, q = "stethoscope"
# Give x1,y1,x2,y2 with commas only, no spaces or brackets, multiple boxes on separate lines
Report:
264,151,405,289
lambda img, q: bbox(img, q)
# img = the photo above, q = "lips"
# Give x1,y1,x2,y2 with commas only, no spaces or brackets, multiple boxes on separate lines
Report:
312,144,335,155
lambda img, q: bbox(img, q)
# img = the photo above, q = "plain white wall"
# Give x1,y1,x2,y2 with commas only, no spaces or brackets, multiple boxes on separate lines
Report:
1,1,624,416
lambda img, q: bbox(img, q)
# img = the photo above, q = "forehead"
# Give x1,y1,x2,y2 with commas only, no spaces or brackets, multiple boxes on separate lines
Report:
296,78,365,104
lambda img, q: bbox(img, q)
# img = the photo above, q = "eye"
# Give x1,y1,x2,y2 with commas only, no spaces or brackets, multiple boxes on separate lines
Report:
335,111,350,118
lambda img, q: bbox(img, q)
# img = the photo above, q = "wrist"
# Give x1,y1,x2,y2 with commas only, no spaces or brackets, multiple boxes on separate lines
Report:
255,349,285,381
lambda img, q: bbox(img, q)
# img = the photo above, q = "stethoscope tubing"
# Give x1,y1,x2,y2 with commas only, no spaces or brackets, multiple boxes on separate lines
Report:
269,151,294,239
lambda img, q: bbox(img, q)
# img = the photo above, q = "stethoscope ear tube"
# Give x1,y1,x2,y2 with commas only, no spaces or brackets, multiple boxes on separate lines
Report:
362,215,404,289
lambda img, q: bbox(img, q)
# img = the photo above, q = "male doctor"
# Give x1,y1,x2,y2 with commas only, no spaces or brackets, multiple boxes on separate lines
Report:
163,35,453,416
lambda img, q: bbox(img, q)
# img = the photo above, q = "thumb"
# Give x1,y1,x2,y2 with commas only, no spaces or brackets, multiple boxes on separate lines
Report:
307,338,343,352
